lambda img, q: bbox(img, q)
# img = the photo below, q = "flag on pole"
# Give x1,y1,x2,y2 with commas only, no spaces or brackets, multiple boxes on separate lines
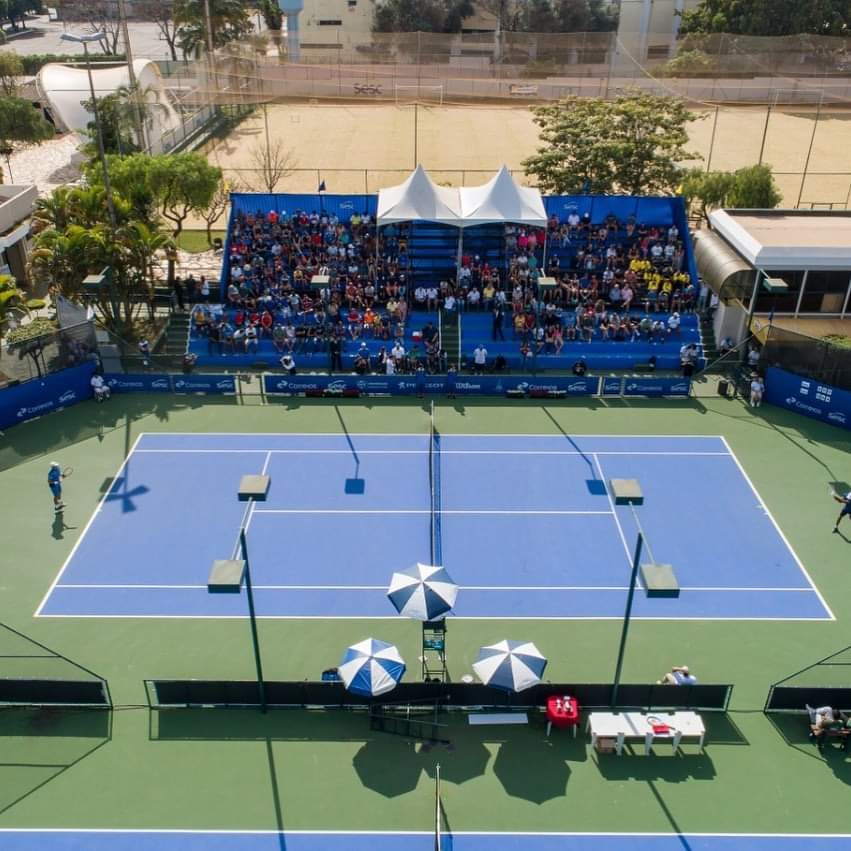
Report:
318,180,326,192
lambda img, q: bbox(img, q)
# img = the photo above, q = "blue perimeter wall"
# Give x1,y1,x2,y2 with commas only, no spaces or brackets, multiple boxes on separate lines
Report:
0,367,694,433
765,366,851,430
0,362,96,431
221,193,697,294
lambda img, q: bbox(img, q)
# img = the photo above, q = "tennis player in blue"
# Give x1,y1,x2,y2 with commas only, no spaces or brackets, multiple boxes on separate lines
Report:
48,462,64,513
833,490,851,533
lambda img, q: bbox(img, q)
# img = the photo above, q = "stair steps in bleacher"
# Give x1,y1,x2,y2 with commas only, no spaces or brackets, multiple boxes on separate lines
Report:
698,315,724,373
164,314,191,356
441,310,460,369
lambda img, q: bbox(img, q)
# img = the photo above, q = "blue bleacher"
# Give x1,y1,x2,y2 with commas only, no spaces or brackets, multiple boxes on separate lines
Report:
459,310,701,370
189,309,441,369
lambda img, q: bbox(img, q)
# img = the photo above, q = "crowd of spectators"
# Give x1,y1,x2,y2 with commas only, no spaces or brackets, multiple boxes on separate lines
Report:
201,205,698,373
194,208,448,372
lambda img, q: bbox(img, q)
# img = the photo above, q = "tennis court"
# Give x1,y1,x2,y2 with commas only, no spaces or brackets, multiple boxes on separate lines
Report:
4,831,851,850
36,432,831,621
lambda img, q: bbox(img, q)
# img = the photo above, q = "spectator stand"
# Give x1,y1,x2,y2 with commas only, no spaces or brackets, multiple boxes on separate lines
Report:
763,644,851,752
210,177,700,375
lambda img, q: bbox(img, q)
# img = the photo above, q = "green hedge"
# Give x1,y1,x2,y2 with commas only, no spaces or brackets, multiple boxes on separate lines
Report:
20,53,126,75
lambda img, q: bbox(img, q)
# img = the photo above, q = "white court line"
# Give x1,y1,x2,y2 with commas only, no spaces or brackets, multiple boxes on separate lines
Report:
54,583,817,592
591,453,633,564
132,448,730,457
139,431,729,439
36,613,834,621
2,828,849,838
2,829,850,844
231,450,272,557
252,509,614,515
33,432,145,618
719,435,836,622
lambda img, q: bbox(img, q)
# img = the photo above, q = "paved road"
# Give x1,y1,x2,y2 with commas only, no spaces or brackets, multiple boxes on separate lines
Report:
2,13,261,61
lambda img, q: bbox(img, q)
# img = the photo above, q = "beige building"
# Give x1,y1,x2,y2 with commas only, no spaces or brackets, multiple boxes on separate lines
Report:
0,184,37,287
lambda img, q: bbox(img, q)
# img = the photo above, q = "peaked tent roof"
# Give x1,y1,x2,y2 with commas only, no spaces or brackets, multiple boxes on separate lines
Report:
377,165,462,225
459,165,546,227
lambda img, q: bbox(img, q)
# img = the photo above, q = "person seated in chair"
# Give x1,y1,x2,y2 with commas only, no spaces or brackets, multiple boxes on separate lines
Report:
658,665,698,685
572,358,587,377
807,705,848,746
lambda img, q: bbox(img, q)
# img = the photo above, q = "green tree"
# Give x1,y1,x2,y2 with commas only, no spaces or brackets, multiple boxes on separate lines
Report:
258,0,282,30
147,153,222,236
0,50,23,96
523,0,558,33
680,164,781,220
82,92,140,157
88,152,222,237
727,164,782,208
373,0,474,33
681,0,848,36
679,168,736,221
523,92,699,195
0,95,53,182
0,273,39,338
174,0,254,54
30,185,176,334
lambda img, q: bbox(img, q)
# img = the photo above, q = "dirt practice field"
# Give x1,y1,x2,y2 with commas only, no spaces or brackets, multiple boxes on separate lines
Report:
203,101,851,207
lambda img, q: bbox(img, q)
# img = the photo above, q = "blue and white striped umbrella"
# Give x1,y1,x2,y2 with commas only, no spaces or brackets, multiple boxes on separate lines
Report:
338,638,406,697
387,563,458,621
473,640,547,692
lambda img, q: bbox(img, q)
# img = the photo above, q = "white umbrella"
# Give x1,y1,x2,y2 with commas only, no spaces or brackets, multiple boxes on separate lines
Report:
338,638,406,697
387,563,458,621
473,640,547,692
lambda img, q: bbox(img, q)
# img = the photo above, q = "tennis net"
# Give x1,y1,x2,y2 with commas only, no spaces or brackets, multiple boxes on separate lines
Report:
429,401,442,566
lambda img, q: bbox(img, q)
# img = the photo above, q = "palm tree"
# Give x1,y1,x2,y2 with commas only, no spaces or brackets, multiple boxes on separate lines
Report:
0,273,43,338
31,187,75,234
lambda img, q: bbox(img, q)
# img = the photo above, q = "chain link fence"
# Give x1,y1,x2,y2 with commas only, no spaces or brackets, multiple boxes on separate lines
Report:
761,324,851,391
0,321,99,386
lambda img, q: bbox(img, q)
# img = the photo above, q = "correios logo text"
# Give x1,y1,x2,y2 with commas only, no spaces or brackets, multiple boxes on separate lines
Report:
785,396,822,416
16,399,57,418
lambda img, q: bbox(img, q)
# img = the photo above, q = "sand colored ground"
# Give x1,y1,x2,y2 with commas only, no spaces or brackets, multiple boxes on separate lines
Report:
203,101,851,207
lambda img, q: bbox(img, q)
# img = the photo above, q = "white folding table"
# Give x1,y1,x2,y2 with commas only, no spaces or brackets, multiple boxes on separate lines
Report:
586,711,705,755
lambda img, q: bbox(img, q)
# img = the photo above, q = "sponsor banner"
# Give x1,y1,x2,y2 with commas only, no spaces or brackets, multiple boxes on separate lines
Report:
104,373,172,393
263,374,600,396
764,367,851,430
0,362,96,430
622,378,692,397
601,376,623,396
171,375,236,394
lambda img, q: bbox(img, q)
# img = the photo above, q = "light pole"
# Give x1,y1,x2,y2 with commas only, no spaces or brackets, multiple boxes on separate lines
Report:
60,32,118,229
208,474,271,712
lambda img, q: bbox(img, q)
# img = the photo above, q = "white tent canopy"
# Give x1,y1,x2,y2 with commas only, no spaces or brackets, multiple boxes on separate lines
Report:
459,165,547,227
376,164,463,225
377,165,546,227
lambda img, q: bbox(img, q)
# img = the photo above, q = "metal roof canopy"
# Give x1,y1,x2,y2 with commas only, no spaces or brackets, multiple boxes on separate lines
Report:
709,209,851,271
692,228,754,301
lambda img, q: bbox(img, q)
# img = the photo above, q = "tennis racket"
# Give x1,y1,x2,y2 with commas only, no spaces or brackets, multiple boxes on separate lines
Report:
62,466,74,479
829,485,845,503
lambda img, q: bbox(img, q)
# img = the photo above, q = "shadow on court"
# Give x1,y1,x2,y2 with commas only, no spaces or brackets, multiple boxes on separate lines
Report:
0,394,238,473
766,713,851,785
0,707,112,816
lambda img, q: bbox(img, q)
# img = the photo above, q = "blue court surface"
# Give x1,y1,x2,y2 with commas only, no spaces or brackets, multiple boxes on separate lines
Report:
36,433,832,621
3,832,851,851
